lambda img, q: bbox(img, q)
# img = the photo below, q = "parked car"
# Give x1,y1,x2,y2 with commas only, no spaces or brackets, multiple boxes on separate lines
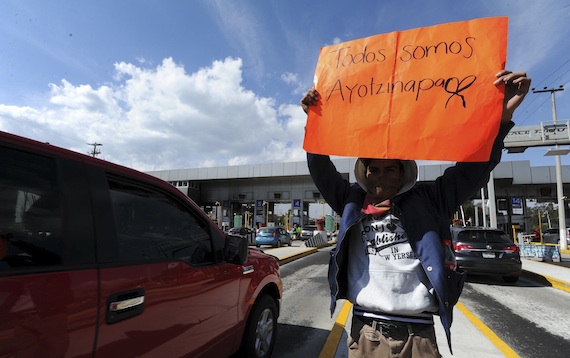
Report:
541,227,570,244
228,227,253,236
255,227,292,247
300,225,317,240
450,226,522,283
0,131,282,358
227,226,255,243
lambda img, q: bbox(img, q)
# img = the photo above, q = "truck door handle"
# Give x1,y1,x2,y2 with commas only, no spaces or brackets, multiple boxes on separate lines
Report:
106,288,145,324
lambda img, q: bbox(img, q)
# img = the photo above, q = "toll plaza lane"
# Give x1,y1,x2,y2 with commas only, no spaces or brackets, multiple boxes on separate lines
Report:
459,275,570,358
270,245,337,358
258,242,570,358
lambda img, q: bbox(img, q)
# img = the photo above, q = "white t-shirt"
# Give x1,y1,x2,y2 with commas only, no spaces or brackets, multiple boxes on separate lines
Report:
347,213,438,320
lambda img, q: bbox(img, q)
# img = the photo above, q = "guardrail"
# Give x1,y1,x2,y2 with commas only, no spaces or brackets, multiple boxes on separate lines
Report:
518,243,561,262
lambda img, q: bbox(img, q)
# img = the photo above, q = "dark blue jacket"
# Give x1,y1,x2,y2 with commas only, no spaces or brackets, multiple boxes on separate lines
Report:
307,122,513,352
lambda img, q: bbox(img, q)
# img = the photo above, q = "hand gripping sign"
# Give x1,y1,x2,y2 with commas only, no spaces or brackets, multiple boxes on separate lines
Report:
303,17,508,162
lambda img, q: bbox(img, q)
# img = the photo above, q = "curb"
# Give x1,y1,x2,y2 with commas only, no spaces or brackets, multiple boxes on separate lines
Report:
319,301,351,358
455,302,519,357
278,248,318,265
521,269,570,293
277,241,336,265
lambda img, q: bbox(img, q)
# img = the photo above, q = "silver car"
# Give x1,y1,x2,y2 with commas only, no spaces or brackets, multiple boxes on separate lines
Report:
542,227,570,244
300,225,317,240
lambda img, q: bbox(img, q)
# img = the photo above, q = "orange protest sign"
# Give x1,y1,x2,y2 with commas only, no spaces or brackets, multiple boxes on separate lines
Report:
303,17,508,162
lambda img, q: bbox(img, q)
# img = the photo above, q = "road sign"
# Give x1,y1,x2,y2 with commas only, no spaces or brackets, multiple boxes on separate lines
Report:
293,199,301,209
505,121,570,151
511,197,522,208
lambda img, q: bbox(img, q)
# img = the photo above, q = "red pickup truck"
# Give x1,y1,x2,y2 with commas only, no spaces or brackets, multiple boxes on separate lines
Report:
0,131,282,357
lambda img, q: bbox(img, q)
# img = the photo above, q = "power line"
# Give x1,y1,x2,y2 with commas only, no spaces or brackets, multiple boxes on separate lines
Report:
532,58,570,89
87,142,103,157
515,58,570,125
515,94,552,125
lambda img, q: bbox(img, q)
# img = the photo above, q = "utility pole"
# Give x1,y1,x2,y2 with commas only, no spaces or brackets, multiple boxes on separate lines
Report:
532,85,567,250
87,142,103,157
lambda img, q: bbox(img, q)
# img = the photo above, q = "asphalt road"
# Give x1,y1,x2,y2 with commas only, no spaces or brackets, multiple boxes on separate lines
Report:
269,243,570,358
272,246,335,358
460,274,570,358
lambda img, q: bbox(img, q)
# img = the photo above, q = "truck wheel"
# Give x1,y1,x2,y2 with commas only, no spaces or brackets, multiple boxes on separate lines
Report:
242,295,277,358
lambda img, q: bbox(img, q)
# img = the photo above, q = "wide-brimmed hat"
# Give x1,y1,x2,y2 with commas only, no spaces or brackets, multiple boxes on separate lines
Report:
354,158,418,196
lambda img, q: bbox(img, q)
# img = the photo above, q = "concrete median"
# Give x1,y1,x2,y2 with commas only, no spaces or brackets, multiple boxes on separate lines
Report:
304,231,329,247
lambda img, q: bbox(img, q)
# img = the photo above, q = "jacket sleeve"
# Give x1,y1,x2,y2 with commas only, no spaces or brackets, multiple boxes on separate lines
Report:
432,121,514,219
306,153,351,215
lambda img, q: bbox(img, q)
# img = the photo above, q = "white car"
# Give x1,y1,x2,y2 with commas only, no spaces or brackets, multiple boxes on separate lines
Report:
300,225,317,240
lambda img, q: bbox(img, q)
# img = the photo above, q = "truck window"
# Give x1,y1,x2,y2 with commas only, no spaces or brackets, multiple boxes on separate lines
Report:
108,178,214,265
0,147,63,270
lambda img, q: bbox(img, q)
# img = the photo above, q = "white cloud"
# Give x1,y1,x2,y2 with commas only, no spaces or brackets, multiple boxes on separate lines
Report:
49,80,120,112
281,72,299,86
0,57,309,171
281,71,309,96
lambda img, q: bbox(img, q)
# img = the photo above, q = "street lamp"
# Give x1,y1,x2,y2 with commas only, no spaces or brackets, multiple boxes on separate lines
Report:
543,210,552,229
214,201,221,229
533,85,568,250
263,201,269,227
480,188,487,227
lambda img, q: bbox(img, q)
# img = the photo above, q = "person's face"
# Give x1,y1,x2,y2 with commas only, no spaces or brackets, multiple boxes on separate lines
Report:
365,159,404,201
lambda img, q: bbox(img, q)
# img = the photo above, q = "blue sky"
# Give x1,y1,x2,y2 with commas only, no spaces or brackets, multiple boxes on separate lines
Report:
0,0,569,171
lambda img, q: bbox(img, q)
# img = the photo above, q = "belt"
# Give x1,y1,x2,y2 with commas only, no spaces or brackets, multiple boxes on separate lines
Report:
353,315,431,337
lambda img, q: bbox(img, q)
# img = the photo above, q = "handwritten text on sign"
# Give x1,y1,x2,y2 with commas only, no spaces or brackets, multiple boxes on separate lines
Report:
303,17,508,162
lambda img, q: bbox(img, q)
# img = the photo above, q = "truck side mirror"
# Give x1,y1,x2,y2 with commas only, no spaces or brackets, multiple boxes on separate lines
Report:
224,234,249,265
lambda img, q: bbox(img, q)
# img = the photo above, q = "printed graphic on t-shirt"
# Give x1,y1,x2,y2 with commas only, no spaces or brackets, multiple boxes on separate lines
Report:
361,214,416,261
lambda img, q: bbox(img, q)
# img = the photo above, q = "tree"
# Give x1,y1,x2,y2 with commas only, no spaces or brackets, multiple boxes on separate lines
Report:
526,202,557,232
461,200,475,225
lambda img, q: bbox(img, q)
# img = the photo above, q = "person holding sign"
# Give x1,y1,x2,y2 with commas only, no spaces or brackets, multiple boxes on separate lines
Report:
301,70,531,357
